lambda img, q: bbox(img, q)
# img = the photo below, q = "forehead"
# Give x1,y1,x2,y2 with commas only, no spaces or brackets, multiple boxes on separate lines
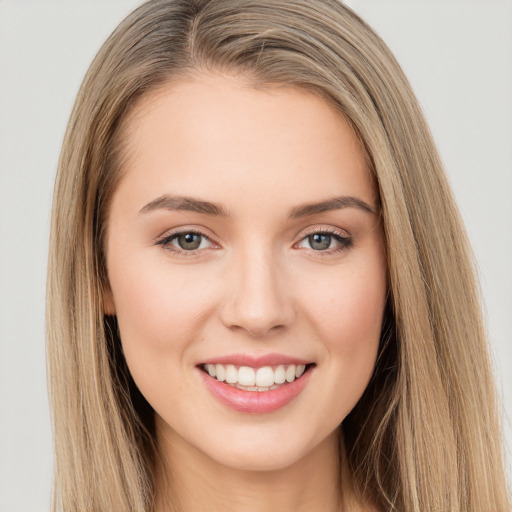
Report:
114,72,376,215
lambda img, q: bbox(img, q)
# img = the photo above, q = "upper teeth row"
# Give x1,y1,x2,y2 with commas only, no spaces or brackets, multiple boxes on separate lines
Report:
205,364,306,387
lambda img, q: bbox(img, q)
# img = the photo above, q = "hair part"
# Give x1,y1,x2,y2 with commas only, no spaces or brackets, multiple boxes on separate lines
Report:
47,1,510,510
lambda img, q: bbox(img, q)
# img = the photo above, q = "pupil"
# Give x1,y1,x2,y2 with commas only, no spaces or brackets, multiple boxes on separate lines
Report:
178,233,201,250
309,234,331,250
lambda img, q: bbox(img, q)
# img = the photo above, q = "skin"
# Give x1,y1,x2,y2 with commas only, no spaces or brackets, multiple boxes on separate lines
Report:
104,72,387,511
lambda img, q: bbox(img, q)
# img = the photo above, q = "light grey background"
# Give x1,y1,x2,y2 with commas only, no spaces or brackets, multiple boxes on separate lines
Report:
0,1,510,511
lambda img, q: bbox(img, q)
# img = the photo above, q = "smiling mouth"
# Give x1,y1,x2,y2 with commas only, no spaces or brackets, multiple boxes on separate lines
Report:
199,363,315,392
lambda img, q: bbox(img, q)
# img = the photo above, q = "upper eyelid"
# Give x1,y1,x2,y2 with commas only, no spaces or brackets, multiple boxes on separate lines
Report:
297,225,350,240
295,233,353,259
296,230,351,245
156,231,217,255
154,225,351,246
155,226,215,243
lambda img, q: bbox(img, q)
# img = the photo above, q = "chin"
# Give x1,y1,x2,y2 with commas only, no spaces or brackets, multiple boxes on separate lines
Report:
210,445,307,473
200,426,338,474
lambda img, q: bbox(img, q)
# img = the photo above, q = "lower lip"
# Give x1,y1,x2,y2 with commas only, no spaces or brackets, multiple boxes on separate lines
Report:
199,367,313,414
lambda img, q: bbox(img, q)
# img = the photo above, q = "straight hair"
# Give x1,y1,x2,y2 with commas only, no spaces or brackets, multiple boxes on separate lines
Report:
47,1,510,510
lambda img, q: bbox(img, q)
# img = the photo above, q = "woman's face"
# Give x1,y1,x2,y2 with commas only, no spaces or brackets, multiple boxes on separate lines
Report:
105,73,387,471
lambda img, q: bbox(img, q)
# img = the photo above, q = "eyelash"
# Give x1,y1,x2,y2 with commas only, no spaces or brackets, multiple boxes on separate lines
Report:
296,228,353,255
155,229,215,255
155,228,352,256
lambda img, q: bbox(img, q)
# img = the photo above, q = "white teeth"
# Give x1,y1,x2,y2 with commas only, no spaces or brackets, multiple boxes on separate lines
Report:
255,366,274,387
285,365,296,383
204,363,310,390
238,366,256,386
215,364,226,382
225,364,238,384
207,364,216,377
274,365,286,384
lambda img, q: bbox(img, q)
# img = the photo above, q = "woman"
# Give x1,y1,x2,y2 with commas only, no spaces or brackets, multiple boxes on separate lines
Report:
46,1,510,510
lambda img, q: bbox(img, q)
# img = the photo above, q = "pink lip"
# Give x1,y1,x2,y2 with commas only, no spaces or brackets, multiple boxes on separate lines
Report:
198,365,314,414
198,353,311,368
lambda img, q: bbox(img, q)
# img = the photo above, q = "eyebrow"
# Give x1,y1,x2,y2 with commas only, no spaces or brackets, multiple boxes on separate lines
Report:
140,195,228,216
289,196,376,217
139,194,376,217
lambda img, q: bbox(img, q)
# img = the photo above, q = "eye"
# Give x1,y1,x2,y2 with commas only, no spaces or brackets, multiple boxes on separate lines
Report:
296,230,352,253
156,230,213,253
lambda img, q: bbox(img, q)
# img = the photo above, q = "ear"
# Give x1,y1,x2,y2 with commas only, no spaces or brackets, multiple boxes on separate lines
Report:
103,282,116,316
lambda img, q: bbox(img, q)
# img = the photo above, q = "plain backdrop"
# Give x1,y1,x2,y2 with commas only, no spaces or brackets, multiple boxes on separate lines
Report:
0,1,510,511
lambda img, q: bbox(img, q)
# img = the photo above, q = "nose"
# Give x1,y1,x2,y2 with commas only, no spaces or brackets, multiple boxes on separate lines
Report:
219,250,295,337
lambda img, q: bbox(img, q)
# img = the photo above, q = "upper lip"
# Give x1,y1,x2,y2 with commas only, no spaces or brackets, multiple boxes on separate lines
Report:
197,353,313,367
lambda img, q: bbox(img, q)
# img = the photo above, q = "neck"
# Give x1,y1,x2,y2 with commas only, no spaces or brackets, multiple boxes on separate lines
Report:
154,422,347,512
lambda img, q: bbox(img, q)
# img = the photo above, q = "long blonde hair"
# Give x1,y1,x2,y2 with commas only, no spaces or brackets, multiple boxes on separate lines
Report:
47,1,510,510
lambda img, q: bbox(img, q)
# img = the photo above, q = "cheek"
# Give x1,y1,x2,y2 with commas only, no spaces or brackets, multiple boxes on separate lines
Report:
301,256,386,382
105,254,219,414
106,250,217,360
308,264,385,340
288,253,387,430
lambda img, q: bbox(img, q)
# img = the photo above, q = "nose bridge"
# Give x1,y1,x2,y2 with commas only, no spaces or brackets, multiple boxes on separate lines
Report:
221,244,294,336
